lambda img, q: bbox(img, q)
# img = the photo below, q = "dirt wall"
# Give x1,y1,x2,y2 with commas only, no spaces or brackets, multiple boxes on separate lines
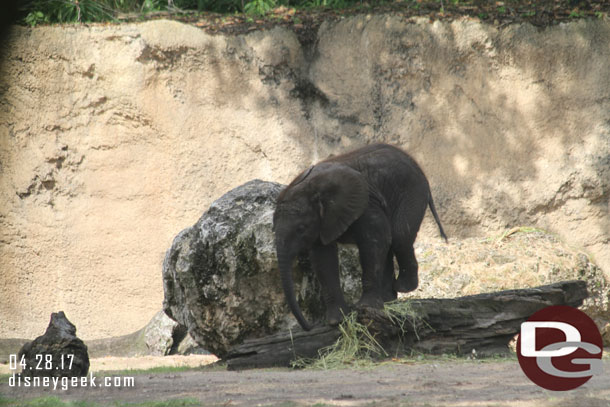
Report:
0,17,608,339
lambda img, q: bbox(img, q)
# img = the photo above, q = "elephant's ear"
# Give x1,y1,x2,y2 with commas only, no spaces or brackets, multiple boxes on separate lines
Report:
310,163,369,245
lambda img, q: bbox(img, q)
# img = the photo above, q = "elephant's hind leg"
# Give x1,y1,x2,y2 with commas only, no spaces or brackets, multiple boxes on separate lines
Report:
393,244,419,293
391,197,425,293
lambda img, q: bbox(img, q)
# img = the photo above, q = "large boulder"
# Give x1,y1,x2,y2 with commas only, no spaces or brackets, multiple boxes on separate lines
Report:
162,180,362,357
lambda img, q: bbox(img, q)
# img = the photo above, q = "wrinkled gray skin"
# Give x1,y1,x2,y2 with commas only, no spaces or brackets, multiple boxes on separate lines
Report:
274,144,448,330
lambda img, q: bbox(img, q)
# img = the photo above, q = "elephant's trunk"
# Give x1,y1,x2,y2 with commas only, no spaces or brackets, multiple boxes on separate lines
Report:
278,253,312,331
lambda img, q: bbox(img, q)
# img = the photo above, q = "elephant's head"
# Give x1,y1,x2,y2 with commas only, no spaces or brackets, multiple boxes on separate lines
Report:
273,162,369,330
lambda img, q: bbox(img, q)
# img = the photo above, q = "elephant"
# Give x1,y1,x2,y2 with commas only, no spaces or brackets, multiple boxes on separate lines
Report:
273,143,447,331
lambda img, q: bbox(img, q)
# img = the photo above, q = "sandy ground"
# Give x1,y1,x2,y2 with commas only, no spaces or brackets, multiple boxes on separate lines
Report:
2,357,610,406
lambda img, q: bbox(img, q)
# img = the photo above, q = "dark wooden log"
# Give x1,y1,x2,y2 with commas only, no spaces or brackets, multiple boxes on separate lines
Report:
225,280,588,370
225,326,341,370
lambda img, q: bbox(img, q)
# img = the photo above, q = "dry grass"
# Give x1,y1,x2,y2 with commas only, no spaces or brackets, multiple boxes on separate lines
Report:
383,299,426,340
408,227,608,312
292,312,387,369
409,227,610,344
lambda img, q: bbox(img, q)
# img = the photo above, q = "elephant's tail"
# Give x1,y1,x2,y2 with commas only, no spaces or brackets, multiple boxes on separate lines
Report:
428,193,448,242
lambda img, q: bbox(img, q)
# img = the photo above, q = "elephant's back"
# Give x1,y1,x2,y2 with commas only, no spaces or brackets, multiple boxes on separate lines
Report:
333,144,432,211
330,144,428,183
323,143,401,165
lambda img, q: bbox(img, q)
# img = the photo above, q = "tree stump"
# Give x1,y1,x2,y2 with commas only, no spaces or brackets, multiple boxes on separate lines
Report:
225,280,588,370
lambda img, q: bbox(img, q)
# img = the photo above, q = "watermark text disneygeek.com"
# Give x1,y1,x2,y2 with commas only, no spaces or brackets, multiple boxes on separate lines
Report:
8,372,135,391
8,353,135,390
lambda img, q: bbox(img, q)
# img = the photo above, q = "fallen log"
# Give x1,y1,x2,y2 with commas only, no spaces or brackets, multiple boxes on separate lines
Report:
225,280,588,370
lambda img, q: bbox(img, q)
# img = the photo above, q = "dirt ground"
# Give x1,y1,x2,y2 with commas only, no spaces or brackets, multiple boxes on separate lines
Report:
2,357,610,407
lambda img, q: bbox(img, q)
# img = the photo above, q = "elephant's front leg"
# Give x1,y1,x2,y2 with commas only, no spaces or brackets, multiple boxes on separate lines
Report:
351,207,392,309
310,241,350,326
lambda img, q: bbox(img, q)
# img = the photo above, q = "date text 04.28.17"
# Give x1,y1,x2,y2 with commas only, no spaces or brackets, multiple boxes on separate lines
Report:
10,354,75,371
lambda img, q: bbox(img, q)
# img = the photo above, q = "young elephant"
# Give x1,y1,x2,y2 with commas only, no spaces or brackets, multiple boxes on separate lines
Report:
273,143,447,330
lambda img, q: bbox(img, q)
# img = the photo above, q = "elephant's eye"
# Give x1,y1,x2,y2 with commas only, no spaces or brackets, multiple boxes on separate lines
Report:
296,224,306,233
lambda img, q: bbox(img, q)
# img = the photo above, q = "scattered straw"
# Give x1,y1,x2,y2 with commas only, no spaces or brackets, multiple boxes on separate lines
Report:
384,300,427,340
293,312,387,369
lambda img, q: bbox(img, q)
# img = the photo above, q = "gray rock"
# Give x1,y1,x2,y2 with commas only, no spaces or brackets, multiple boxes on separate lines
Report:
144,310,180,356
162,179,362,357
85,311,187,358
176,333,210,355
18,312,89,378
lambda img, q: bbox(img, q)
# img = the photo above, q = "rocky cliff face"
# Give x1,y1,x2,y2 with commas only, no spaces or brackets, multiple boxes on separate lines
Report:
0,17,608,339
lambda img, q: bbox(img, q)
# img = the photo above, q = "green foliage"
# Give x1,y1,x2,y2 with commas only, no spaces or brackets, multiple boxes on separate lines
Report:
141,0,167,12
24,10,49,25
244,0,276,16
303,0,352,9
23,0,114,24
18,0,371,24
173,0,242,12
20,0,169,25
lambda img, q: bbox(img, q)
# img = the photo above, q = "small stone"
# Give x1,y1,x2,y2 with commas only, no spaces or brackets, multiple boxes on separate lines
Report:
18,311,89,378
176,333,210,355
